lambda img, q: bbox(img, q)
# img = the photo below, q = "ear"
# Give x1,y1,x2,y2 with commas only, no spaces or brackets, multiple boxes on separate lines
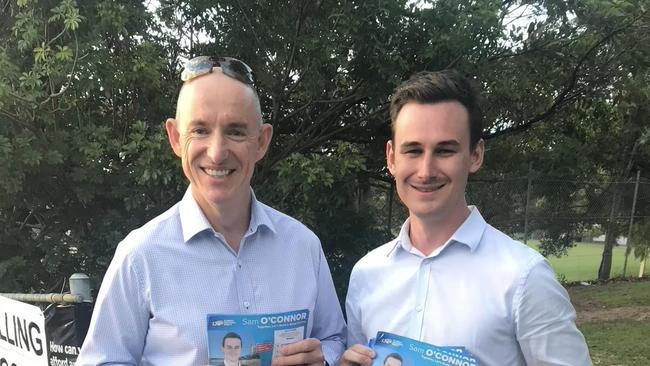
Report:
469,139,484,173
255,123,274,161
165,118,182,158
386,140,396,176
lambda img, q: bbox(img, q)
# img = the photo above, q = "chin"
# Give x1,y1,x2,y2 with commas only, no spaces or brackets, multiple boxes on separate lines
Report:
410,205,445,219
194,190,229,204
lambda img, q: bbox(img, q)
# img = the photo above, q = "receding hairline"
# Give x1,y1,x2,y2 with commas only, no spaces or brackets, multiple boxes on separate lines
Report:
174,68,263,126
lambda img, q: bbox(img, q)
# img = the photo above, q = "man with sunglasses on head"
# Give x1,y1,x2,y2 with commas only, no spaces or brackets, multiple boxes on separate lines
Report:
77,57,346,366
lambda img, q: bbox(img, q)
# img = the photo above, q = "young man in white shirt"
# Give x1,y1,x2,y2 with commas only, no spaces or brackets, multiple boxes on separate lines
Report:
342,70,591,366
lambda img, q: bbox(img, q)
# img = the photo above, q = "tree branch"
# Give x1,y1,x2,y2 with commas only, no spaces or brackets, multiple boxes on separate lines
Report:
484,12,646,139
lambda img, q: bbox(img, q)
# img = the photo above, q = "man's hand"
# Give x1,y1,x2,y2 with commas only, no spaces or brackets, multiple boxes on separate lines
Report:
272,338,324,366
339,344,375,366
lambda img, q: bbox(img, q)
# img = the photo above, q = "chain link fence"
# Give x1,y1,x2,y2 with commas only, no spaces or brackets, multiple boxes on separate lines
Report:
377,171,650,280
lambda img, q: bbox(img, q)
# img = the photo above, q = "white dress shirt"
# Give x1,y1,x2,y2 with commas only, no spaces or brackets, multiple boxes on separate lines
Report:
77,187,346,365
346,207,591,366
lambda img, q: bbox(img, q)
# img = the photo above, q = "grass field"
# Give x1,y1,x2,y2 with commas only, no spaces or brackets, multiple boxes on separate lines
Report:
527,241,647,282
528,241,650,364
569,280,650,365
581,321,650,365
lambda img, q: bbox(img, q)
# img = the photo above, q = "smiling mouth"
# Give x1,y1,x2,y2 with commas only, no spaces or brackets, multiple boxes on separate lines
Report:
203,168,234,178
411,183,445,192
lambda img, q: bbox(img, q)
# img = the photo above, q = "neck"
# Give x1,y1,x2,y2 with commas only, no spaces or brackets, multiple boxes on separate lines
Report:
194,190,252,253
408,205,471,256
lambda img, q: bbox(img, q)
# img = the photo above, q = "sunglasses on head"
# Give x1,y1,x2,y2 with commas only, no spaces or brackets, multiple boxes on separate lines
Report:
180,56,254,85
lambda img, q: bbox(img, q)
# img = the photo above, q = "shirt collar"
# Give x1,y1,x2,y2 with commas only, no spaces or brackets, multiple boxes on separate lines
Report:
389,206,487,257
450,206,487,252
248,190,277,235
178,186,277,243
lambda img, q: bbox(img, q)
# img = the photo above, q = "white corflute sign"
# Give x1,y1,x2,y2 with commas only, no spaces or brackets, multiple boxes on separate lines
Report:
0,295,48,366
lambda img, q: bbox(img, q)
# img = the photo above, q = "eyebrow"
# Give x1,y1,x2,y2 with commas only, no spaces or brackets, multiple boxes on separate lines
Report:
399,141,422,149
223,122,249,129
185,120,250,129
436,140,461,147
186,119,208,127
399,140,461,149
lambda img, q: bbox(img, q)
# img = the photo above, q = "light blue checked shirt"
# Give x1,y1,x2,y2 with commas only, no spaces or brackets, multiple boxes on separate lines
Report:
77,187,346,366
346,207,591,366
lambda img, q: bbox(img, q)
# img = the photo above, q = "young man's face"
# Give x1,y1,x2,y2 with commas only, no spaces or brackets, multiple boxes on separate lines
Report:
166,70,272,212
384,356,402,366
387,101,483,223
221,337,242,363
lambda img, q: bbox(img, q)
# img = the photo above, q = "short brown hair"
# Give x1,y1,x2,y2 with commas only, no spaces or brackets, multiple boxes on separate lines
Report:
389,69,483,149
221,332,241,346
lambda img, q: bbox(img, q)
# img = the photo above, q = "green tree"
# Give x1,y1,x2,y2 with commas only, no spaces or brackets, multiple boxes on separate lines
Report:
2,0,649,294
0,0,181,292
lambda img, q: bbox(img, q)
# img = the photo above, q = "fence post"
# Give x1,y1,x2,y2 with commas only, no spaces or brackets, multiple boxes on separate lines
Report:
623,169,641,277
524,162,533,245
70,272,92,302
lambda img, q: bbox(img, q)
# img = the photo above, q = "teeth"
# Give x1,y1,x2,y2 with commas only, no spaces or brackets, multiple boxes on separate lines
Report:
204,168,231,177
414,184,444,192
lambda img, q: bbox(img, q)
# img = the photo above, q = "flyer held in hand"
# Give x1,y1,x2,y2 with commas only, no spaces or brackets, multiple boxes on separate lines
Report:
369,332,479,366
207,309,309,366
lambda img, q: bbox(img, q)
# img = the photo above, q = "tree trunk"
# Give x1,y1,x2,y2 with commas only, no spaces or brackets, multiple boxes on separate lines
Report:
640,258,646,278
598,222,615,280
598,186,622,280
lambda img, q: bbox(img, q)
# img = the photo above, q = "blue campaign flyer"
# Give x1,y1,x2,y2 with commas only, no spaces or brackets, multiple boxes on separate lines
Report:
207,309,309,366
369,332,479,366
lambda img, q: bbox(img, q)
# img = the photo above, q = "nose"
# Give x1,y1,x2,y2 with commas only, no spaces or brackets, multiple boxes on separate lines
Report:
417,152,437,180
206,132,229,162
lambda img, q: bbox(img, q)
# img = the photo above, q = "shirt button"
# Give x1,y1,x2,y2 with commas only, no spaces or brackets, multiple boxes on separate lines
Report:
238,261,242,268
243,301,250,308
416,305,423,312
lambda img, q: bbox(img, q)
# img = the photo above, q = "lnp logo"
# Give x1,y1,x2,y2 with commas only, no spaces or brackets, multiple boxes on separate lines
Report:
210,319,236,327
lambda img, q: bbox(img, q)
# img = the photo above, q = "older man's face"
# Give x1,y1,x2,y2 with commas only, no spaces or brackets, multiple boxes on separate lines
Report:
166,70,272,215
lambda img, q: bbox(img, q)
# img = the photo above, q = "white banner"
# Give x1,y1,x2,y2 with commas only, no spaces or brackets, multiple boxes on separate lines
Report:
0,295,48,366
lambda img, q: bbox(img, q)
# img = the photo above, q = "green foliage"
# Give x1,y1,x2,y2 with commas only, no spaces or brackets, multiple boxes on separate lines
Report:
629,221,650,261
256,142,388,295
555,272,568,286
1,0,649,294
0,0,181,292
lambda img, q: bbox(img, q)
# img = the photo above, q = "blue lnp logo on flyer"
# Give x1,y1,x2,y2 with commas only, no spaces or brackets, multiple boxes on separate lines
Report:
369,332,479,366
207,309,309,366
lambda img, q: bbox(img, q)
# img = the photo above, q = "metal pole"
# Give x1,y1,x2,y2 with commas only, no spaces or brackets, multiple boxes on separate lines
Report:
70,272,93,302
0,273,92,305
622,169,641,277
524,162,533,245
0,293,83,304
